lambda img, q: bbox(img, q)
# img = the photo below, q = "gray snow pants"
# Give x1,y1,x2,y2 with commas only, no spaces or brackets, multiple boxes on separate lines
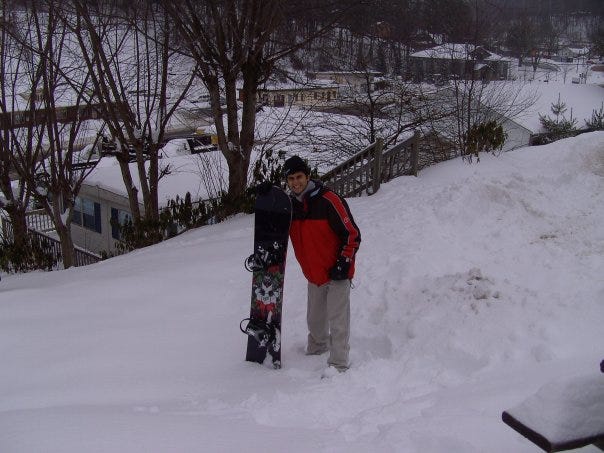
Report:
306,279,351,370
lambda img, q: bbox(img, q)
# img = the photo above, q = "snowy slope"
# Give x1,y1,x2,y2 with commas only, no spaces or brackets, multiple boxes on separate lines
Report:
1,132,603,453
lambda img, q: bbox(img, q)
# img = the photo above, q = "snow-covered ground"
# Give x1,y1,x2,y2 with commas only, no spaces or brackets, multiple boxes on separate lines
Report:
1,132,603,452
510,82,604,133
512,59,604,86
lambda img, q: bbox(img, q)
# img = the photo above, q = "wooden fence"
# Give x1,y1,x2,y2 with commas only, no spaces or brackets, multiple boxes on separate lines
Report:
322,131,421,198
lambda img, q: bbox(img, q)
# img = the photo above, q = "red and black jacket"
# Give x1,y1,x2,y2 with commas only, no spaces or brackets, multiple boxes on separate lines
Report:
289,180,361,286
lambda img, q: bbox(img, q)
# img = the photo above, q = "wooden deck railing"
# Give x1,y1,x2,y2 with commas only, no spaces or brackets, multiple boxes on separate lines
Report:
321,138,384,198
322,131,420,198
1,214,102,268
25,209,54,232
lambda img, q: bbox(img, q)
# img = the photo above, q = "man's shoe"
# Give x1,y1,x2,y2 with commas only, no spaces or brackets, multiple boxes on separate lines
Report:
320,365,347,379
306,348,328,356
305,345,328,355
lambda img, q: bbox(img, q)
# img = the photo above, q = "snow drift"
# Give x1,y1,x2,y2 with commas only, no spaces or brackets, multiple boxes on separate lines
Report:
1,132,603,452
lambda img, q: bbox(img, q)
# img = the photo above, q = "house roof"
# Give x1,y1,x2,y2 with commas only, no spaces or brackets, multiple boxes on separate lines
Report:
313,71,383,76
410,43,512,62
559,46,590,55
258,80,339,92
83,144,230,207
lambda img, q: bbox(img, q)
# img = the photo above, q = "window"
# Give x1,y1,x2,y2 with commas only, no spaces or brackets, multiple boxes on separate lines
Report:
73,197,102,233
111,208,132,240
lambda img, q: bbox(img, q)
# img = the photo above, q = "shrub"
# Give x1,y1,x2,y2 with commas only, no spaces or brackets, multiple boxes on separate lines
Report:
463,120,506,162
0,235,57,273
112,193,228,253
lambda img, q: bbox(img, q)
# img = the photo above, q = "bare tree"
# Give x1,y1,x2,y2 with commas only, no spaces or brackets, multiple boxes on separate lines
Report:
303,70,445,164
68,0,198,243
0,3,34,252
505,11,565,74
422,0,474,43
411,0,537,160
590,22,604,57
2,0,103,268
162,0,349,210
426,57,537,159
506,16,538,68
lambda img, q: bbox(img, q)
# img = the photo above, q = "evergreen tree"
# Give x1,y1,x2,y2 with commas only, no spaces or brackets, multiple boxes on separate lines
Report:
585,104,604,130
538,94,578,142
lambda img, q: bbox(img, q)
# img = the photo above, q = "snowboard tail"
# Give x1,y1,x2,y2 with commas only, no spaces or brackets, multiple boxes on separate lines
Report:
243,187,291,368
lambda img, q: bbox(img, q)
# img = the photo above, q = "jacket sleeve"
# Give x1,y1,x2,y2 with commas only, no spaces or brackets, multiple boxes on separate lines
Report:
323,191,361,260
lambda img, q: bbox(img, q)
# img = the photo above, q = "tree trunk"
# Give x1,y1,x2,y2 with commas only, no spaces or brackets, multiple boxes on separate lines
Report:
220,73,250,207
4,205,28,249
146,147,160,222
117,158,142,229
56,223,75,269
50,196,75,269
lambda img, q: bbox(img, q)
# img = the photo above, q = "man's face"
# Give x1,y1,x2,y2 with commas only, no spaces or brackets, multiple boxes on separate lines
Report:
286,171,310,195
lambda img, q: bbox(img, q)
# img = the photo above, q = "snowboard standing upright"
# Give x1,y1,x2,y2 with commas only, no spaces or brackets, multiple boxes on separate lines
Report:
241,186,292,368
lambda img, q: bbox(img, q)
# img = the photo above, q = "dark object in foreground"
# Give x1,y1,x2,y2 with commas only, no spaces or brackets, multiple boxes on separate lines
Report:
502,411,604,452
502,370,604,452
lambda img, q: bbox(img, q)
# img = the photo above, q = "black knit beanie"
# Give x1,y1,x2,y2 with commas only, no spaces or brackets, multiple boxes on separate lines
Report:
283,155,310,177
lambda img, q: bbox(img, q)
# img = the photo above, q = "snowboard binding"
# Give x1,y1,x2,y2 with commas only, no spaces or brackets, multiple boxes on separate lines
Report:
240,317,278,349
244,242,285,272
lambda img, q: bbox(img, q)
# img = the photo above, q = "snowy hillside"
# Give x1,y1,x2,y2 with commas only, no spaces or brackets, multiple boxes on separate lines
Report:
1,132,603,453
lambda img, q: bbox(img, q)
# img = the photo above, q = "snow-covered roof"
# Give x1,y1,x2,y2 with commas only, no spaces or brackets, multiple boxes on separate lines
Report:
411,43,512,62
559,46,590,55
313,70,383,76
259,80,339,92
83,144,230,207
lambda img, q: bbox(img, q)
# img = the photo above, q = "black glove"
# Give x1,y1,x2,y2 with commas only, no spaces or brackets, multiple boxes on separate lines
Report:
329,256,351,281
255,181,273,195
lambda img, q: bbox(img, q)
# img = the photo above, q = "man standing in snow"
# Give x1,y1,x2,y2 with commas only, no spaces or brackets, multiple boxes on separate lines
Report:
282,155,361,374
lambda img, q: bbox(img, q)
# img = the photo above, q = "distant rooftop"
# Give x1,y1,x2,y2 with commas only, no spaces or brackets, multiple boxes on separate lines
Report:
313,70,383,76
411,43,512,62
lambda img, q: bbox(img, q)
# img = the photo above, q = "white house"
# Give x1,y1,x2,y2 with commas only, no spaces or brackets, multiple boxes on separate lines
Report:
311,70,382,94
252,80,340,108
70,144,229,255
556,46,590,62
408,43,513,82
